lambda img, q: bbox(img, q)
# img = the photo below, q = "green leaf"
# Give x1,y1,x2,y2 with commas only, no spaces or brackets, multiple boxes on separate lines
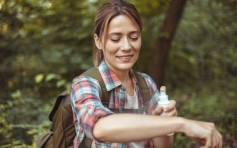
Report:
56,80,66,88
45,73,60,81
34,74,44,83
11,90,22,98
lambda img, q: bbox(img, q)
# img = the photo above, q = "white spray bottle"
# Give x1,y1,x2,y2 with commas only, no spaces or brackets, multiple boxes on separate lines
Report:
158,91,174,136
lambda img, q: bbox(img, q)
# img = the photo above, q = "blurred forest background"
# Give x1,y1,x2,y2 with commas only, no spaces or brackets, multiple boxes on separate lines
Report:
0,0,236,147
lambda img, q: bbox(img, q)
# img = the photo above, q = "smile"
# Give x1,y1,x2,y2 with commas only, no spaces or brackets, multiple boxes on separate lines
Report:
117,55,133,62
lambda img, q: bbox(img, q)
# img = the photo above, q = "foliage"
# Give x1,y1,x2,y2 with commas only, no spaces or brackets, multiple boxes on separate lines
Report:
171,88,237,148
0,89,52,146
0,0,236,147
165,0,237,147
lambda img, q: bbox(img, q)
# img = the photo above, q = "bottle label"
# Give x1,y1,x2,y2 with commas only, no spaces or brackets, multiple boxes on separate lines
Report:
158,102,169,108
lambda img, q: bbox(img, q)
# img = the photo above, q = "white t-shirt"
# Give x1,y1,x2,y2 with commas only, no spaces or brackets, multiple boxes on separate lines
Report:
124,89,145,148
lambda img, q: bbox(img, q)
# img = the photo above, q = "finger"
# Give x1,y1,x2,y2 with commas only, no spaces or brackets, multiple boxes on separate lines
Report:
205,135,212,148
160,86,166,92
213,131,219,148
152,107,164,115
166,108,177,117
175,110,178,116
215,130,221,148
216,131,222,148
174,108,178,116
211,125,221,148
219,132,223,148
166,100,176,111
209,127,217,148
199,133,212,148
213,130,221,148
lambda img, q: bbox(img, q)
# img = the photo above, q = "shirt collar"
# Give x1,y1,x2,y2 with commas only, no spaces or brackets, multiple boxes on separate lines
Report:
98,60,138,91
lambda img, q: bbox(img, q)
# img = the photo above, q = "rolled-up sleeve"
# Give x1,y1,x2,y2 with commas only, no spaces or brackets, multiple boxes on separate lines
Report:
71,75,113,140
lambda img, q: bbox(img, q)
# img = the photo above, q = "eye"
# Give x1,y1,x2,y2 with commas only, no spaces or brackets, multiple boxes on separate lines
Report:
130,35,139,41
130,37,138,41
111,38,120,42
130,33,140,41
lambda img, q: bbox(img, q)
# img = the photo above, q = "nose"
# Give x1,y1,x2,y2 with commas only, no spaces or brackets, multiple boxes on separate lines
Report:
121,38,131,51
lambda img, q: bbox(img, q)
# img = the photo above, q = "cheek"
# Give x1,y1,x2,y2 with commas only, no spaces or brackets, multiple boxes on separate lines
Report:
105,41,119,52
103,42,117,57
134,40,141,52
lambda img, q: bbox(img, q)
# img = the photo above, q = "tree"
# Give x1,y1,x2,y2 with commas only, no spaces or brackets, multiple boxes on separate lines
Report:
148,0,187,88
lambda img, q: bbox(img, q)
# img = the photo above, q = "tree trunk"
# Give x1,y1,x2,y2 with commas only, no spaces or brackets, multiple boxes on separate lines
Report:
148,0,187,88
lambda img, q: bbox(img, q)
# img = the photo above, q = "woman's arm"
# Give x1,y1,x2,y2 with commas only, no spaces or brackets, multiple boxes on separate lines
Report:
93,114,182,142
93,114,222,148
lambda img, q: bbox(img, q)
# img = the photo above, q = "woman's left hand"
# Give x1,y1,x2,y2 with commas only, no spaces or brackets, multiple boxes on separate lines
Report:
152,86,177,117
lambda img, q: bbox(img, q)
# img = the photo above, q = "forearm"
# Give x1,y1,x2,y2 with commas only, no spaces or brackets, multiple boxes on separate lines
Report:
93,114,184,142
153,135,173,148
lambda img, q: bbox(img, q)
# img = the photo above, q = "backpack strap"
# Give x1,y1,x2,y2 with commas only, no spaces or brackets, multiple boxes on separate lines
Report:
134,72,151,113
81,67,109,106
134,72,150,104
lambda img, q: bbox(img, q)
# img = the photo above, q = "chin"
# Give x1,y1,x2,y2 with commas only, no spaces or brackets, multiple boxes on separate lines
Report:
116,63,135,70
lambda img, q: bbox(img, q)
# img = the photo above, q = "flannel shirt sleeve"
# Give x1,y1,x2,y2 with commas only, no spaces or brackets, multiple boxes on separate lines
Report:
71,75,113,140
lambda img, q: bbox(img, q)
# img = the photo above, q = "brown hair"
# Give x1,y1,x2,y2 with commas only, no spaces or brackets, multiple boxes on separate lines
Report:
93,0,143,66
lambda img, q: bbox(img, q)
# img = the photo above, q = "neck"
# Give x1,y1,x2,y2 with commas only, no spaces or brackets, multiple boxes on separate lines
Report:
116,69,130,83
114,69,134,96
108,67,130,83
107,66,134,96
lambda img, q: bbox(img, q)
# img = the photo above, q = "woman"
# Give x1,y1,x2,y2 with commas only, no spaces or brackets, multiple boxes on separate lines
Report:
71,0,222,148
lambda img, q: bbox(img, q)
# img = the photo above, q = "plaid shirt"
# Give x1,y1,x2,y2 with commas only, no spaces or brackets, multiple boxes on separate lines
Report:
71,60,160,148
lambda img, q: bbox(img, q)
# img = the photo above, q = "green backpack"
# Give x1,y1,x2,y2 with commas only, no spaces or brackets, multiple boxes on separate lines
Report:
37,67,150,148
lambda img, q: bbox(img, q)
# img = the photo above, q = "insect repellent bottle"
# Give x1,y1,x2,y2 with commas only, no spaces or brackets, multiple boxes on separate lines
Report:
158,92,174,136
158,92,170,116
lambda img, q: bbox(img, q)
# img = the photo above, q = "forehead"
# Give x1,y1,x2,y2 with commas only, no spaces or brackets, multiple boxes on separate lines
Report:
107,15,140,34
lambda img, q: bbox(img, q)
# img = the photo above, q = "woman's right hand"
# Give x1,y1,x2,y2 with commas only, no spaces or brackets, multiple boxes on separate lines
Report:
182,118,223,148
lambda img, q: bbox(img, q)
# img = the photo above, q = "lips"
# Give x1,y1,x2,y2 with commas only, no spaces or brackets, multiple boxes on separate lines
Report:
116,55,133,62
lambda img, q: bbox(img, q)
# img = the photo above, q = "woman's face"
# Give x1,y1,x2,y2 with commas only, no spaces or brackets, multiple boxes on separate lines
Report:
96,15,141,73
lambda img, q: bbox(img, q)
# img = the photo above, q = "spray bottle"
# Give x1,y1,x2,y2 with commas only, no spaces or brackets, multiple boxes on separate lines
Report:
158,92,174,136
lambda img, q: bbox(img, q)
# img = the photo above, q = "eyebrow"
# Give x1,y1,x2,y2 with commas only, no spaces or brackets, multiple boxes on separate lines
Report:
108,31,141,36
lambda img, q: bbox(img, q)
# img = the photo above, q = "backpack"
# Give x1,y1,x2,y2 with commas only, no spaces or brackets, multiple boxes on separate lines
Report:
37,67,150,148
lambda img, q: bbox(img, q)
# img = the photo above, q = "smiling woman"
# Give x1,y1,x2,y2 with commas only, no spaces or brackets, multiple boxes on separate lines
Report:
94,14,141,90
70,0,222,148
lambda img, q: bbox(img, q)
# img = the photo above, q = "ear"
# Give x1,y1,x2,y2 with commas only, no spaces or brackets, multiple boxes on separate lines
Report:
94,34,103,49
